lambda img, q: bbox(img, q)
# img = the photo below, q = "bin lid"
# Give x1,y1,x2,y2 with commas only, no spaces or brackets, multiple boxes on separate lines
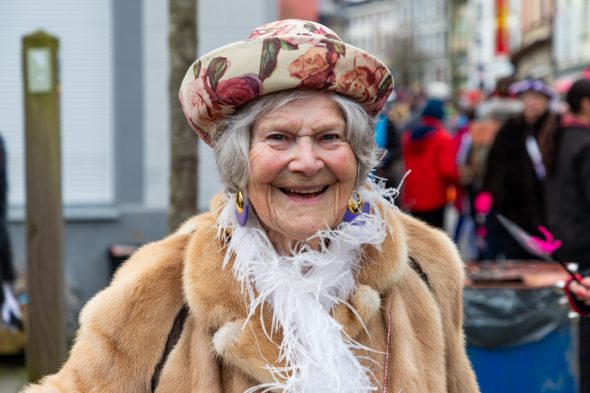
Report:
465,261,569,289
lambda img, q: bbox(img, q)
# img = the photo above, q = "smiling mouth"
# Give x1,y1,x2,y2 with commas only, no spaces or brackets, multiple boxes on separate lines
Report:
279,185,329,199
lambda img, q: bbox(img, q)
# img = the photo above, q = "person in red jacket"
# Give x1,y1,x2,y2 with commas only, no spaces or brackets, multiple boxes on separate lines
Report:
402,98,458,228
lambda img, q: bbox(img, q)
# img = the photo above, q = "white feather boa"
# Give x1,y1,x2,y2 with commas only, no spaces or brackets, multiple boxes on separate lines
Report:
216,180,399,393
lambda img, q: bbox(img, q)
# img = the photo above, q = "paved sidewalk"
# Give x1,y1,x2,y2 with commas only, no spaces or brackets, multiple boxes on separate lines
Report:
0,354,26,393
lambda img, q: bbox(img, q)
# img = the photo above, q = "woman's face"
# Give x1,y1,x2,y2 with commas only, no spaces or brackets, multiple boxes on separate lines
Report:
247,94,357,250
522,91,549,123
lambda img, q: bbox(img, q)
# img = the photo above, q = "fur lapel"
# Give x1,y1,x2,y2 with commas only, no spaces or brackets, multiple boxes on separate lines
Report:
183,201,409,329
183,197,411,387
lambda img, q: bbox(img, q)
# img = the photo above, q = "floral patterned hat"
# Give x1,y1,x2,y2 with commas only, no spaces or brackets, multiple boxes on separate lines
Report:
179,19,394,146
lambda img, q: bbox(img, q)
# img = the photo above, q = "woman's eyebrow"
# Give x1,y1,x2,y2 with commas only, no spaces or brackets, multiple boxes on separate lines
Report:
255,118,300,132
311,119,346,131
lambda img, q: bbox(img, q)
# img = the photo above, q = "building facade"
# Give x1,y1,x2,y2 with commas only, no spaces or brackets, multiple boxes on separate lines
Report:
343,0,396,66
341,0,451,88
553,0,590,82
336,0,589,94
0,0,277,315
466,0,520,91
511,0,554,80
449,2,470,91
406,0,451,86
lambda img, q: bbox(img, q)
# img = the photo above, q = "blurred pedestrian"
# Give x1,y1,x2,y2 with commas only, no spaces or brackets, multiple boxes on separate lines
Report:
402,98,458,229
476,79,558,260
545,78,590,272
452,106,478,257
376,99,404,191
545,78,590,392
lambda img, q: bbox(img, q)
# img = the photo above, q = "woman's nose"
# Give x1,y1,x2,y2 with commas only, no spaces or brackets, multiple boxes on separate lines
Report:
288,138,324,176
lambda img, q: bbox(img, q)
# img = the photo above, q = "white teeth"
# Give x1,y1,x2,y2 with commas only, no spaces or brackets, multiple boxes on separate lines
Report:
286,187,325,194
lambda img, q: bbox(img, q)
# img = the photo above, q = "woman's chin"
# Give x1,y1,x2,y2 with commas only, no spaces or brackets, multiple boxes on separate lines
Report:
282,220,339,242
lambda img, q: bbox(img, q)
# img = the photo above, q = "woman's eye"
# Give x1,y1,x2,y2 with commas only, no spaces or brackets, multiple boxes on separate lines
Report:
320,133,340,141
268,134,286,141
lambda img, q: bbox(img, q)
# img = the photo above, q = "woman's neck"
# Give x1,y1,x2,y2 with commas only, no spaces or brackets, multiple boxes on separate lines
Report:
264,225,322,255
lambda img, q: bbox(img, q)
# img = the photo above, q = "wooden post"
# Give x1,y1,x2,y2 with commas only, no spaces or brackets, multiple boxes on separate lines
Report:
22,31,66,382
168,0,198,232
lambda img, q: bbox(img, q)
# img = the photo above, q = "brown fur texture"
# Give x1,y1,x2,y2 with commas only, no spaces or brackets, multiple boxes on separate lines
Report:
21,204,479,393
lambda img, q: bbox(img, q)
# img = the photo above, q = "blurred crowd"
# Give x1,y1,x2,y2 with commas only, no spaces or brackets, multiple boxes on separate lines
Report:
376,72,590,271
376,75,590,392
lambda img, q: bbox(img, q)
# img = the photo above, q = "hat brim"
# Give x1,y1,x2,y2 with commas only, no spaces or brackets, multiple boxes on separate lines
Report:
179,34,393,146
509,79,554,99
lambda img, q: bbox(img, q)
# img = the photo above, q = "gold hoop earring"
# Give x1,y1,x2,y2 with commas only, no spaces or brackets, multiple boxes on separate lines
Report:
236,191,245,214
347,191,363,214
235,191,249,226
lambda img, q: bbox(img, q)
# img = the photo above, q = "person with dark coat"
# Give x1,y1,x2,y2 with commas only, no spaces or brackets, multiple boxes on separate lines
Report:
476,79,559,260
546,79,590,273
378,104,403,191
402,98,458,228
545,78,590,392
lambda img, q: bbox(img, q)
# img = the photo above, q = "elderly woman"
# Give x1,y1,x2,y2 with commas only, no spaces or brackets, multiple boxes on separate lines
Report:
22,20,479,393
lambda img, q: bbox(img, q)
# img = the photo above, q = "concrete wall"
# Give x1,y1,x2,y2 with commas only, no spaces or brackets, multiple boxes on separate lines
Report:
9,210,168,318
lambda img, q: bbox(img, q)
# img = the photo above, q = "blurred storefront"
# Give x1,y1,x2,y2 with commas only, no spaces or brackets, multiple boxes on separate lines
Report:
510,0,554,80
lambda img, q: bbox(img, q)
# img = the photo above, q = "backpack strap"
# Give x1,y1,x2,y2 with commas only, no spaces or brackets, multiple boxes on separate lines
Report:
151,304,189,392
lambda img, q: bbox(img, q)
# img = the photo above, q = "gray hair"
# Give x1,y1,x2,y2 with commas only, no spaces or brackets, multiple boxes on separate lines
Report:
211,90,378,193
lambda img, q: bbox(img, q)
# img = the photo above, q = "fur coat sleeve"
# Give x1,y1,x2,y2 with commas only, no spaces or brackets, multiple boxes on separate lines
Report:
399,213,479,392
19,218,200,393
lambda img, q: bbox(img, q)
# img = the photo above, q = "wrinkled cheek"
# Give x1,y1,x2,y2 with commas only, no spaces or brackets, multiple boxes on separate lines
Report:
249,148,286,185
248,162,278,187
246,183,269,210
331,152,357,181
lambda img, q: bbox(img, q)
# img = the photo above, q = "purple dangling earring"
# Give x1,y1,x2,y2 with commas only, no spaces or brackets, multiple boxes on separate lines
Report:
343,191,370,223
235,191,249,226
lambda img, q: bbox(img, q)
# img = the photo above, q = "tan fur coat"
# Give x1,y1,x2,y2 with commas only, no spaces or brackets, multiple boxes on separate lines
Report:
21,201,479,393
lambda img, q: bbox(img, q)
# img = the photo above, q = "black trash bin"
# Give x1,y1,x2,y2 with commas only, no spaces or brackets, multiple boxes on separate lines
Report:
464,261,578,393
